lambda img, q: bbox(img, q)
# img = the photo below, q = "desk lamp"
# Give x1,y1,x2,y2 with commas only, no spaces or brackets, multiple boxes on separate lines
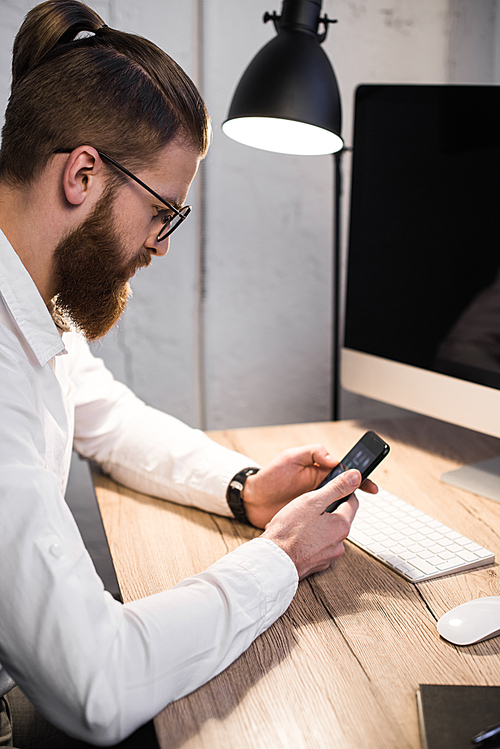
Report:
223,0,344,417
222,0,342,155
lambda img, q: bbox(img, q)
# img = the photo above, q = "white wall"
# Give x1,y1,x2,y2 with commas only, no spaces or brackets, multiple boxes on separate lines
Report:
1,0,498,429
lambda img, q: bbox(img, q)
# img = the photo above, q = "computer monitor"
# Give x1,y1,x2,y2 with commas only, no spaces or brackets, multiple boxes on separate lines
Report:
341,84,500,501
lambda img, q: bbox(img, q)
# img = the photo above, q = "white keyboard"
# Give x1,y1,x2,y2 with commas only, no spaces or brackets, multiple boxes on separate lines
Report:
349,487,495,582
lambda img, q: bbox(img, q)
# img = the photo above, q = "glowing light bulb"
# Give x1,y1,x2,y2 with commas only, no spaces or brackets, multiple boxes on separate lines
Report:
222,117,343,156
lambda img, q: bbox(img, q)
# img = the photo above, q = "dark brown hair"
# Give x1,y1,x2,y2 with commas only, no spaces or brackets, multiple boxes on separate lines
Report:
0,0,210,186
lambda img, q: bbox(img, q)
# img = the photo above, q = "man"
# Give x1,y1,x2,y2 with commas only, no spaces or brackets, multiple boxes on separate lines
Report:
0,2,375,746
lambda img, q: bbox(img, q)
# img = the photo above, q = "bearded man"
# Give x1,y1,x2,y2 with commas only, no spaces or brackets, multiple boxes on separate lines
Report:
0,2,373,747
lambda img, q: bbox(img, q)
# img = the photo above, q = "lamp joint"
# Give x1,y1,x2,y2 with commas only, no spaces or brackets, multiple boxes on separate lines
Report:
263,7,337,42
263,11,281,34
318,14,338,43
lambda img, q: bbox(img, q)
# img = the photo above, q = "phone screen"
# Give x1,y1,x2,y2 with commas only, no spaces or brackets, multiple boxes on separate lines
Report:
325,443,378,482
317,431,389,512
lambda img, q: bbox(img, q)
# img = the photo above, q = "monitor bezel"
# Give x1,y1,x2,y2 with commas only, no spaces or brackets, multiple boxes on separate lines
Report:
341,347,500,441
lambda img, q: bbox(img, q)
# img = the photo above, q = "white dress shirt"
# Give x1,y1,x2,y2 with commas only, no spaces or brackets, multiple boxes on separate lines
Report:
0,231,298,745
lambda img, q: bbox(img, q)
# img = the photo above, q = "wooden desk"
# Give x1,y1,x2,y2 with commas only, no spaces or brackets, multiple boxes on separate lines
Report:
94,415,500,749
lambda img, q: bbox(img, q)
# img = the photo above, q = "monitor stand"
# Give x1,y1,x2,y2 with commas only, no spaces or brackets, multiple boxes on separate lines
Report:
441,456,500,503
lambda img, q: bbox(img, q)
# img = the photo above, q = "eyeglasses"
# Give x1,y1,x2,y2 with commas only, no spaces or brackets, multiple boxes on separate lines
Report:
53,148,191,241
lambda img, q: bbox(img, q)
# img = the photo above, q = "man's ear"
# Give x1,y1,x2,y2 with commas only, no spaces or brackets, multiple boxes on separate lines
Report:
62,146,103,206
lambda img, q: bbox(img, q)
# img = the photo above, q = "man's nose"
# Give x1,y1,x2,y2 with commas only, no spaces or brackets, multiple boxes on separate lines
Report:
147,235,170,257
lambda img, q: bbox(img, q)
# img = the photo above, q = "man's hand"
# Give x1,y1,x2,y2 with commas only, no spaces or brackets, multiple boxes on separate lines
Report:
243,444,377,529
262,469,361,580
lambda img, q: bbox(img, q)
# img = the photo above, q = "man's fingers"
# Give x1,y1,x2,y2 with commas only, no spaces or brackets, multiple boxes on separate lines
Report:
309,444,337,467
332,493,359,525
286,443,336,468
360,477,378,494
308,469,362,510
323,468,361,495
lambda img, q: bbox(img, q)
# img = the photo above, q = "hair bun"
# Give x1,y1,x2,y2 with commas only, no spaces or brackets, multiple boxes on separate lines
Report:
12,1,105,88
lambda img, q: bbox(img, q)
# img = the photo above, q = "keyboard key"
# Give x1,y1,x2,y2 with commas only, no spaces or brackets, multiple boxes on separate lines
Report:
395,562,414,575
410,558,436,575
457,550,478,562
399,550,416,561
426,519,442,529
411,533,426,543
476,548,494,558
438,550,455,560
405,568,424,580
429,544,445,554
420,540,435,549
418,549,434,560
427,555,444,566
408,543,424,553
428,532,444,542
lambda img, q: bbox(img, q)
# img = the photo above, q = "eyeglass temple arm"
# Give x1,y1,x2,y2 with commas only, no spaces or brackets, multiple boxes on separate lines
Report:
53,147,182,218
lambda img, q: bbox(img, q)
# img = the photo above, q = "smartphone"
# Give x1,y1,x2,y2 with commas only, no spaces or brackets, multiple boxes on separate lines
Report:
317,430,390,513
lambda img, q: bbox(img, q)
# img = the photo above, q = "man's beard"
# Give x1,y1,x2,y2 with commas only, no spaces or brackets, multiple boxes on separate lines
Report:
52,186,151,341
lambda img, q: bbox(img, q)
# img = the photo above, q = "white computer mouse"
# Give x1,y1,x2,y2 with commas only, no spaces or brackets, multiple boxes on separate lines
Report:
437,596,500,645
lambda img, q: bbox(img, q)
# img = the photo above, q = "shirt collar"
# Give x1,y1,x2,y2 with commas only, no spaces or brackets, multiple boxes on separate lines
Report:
0,230,67,366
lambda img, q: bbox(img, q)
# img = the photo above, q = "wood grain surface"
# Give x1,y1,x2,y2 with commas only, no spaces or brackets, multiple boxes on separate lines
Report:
93,415,500,749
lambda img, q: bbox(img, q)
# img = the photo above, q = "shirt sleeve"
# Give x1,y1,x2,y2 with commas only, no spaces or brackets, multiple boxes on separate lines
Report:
67,333,258,516
0,334,299,746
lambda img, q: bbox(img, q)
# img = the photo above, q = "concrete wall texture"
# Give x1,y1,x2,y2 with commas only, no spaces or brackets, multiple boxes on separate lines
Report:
1,0,498,430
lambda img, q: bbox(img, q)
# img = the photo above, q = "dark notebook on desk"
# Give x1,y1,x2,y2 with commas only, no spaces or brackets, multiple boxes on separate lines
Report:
417,684,500,749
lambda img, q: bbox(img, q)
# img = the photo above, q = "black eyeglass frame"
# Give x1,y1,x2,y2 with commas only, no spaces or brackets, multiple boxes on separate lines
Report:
53,148,191,241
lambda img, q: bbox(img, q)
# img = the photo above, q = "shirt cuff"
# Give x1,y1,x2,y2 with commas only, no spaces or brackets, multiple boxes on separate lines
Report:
216,536,299,629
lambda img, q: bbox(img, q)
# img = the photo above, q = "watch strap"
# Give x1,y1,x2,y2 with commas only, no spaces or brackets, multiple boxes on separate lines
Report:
227,467,260,525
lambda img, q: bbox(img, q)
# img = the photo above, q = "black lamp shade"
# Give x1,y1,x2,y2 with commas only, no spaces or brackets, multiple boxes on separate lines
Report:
223,28,343,155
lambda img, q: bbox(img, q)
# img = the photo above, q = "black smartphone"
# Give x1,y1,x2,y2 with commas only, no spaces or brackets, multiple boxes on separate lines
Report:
317,430,390,513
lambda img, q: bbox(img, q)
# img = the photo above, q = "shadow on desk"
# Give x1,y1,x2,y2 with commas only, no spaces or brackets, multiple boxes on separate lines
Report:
156,610,298,749
355,414,500,465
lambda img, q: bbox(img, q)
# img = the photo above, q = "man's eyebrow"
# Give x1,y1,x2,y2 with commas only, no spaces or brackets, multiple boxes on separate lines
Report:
153,192,184,211
158,196,184,211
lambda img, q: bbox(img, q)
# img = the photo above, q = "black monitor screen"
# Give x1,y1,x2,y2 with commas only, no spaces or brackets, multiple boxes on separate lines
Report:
344,84,500,392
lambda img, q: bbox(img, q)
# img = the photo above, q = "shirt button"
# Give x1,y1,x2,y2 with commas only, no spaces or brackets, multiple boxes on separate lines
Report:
49,543,63,558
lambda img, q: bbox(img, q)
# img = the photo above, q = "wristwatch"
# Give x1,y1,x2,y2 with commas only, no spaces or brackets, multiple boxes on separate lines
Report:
226,467,260,525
